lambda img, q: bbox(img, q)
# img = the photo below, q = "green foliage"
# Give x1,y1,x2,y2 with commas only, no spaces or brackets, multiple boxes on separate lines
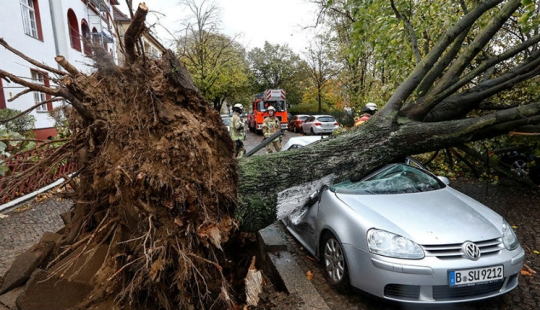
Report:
178,32,251,112
0,109,37,176
247,42,310,106
0,108,36,138
49,106,72,139
0,129,36,176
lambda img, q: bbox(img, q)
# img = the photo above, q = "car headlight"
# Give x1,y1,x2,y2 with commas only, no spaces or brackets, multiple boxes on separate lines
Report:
367,229,424,259
502,219,519,250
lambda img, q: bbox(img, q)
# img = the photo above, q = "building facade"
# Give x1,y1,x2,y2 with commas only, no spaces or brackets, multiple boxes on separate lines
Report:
112,5,165,66
0,0,119,139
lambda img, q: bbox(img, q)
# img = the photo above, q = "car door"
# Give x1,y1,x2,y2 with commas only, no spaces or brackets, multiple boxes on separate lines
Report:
302,116,315,133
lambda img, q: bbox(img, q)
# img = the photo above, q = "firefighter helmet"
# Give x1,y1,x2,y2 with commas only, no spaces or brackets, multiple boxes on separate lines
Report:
232,103,243,113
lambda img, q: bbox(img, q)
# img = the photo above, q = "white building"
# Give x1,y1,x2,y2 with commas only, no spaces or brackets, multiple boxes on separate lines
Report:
0,0,119,139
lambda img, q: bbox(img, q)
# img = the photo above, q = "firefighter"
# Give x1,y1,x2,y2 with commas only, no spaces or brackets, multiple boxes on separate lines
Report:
354,102,378,126
262,106,282,153
231,103,245,158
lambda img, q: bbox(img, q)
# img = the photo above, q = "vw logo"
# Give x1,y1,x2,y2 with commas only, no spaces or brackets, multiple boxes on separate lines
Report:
462,242,481,261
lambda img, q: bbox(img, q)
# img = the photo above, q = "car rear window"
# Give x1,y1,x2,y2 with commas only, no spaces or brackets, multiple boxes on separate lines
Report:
317,116,335,122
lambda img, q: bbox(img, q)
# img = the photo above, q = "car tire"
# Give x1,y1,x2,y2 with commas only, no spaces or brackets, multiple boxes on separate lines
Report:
509,157,529,179
321,232,350,294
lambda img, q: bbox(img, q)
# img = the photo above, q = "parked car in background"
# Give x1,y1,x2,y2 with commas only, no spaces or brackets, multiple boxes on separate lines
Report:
220,114,232,132
283,158,524,304
287,114,310,133
282,135,329,151
301,115,339,135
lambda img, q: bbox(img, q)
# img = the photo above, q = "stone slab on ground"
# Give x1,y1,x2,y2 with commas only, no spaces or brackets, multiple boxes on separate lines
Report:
0,232,61,295
0,286,24,309
16,269,93,310
259,222,330,310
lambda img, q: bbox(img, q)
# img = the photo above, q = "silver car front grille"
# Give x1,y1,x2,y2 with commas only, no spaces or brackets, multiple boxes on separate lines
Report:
422,238,502,259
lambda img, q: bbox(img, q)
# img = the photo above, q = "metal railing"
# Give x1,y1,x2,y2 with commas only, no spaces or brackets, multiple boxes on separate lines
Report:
0,145,77,204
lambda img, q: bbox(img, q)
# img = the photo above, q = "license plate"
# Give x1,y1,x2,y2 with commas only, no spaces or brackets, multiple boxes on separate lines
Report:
449,266,503,286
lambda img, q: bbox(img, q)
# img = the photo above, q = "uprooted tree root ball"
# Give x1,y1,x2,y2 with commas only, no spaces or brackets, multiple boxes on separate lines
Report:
61,52,240,309
0,4,248,309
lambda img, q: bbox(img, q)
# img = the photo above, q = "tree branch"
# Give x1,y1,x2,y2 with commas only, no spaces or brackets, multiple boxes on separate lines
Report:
0,98,64,124
0,68,93,122
425,53,540,121
390,0,422,64
380,0,504,114
424,0,522,101
55,56,81,76
124,3,148,66
0,38,66,76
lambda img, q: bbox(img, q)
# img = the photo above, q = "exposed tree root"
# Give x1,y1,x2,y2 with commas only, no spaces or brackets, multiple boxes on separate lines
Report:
0,3,243,308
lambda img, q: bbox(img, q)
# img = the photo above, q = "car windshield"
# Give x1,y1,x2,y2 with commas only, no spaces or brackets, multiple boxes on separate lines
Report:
330,164,444,194
299,116,309,121
317,116,335,122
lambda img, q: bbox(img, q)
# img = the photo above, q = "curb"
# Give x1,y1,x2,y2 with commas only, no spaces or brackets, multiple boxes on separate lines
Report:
258,222,330,310
0,178,67,213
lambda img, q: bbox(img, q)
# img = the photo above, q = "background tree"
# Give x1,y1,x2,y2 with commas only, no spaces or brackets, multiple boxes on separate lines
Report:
0,108,36,137
176,0,250,112
303,33,339,113
247,42,310,106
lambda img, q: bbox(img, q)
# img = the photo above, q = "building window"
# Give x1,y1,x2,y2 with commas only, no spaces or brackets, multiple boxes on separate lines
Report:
81,20,91,55
67,9,81,51
92,27,100,45
20,0,43,40
31,70,48,112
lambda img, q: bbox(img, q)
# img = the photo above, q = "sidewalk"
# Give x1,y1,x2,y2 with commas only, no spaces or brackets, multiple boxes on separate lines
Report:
0,196,72,276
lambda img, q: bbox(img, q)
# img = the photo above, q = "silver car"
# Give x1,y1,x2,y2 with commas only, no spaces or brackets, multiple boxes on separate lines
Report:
301,115,339,135
283,160,524,304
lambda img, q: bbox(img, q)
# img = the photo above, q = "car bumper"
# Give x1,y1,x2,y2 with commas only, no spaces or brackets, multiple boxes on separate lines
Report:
312,126,338,134
343,244,525,303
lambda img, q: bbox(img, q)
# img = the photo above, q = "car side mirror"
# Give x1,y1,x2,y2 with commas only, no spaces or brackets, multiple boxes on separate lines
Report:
437,176,450,185
307,190,319,206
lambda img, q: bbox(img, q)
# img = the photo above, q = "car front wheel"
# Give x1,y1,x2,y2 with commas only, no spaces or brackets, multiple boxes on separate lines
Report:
321,233,350,293
509,158,528,178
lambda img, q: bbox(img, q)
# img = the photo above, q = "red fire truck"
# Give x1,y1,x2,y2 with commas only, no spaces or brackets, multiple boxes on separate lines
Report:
247,89,289,134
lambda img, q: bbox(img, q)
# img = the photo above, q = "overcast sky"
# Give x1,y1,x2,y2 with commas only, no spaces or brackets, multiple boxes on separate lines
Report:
117,0,318,54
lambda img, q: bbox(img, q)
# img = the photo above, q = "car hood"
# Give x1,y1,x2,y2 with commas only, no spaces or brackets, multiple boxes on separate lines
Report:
335,187,502,245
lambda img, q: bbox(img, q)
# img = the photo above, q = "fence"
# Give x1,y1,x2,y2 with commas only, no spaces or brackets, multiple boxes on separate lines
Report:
0,145,78,204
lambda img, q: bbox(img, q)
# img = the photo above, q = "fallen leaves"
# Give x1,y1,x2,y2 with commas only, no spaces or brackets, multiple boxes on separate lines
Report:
306,270,314,281
14,205,29,212
0,213,8,219
521,264,537,277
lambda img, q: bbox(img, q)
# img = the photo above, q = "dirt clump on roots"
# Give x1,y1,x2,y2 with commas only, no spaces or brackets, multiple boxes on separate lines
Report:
55,50,241,309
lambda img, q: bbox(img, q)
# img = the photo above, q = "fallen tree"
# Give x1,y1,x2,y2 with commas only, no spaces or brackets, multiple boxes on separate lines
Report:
0,1,539,308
